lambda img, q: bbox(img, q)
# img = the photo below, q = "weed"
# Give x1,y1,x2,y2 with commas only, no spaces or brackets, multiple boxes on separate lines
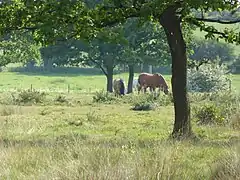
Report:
0,106,15,116
92,90,116,103
86,111,101,122
54,95,68,103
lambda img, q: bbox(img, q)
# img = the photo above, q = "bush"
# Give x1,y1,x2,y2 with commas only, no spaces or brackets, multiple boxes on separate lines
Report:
129,93,173,111
12,89,46,104
194,104,225,125
192,91,240,127
187,62,231,92
131,101,155,111
231,112,240,130
54,95,68,103
92,90,116,103
209,91,240,121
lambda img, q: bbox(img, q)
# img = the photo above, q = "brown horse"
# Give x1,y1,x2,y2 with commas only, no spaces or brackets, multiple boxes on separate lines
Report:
137,73,169,95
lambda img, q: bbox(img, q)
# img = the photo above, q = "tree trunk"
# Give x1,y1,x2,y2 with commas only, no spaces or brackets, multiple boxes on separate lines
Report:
159,6,192,138
106,66,113,92
140,63,143,72
127,64,134,94
44,58,53,71
149,65,153,73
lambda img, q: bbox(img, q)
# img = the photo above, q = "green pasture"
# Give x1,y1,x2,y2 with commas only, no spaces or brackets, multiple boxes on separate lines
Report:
0,71,239,92
0,71,239,179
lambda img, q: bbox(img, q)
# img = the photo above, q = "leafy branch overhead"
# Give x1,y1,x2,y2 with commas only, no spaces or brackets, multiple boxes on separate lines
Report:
0,31,41,66
0,0,240,45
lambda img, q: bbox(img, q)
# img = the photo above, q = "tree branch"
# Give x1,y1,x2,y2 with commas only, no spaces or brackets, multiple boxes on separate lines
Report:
195,17,240,24
89,58,108,76
190,19,229,39
94,9,140,28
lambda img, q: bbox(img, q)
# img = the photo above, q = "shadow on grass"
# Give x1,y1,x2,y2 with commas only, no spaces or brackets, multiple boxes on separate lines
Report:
7,66,172,77
8,66,105,77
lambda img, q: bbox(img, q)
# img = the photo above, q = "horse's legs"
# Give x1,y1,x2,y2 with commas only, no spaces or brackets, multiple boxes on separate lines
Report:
152,87,157,97
137,85,142,94
143,87,147,93
150,87,153,92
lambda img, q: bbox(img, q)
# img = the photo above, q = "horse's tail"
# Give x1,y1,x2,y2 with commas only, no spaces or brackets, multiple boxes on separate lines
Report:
138,76,141,85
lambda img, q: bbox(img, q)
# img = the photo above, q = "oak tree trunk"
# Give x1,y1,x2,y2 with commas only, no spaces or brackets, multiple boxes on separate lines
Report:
127,64,134,94
106,66,113,92
159,6,192,138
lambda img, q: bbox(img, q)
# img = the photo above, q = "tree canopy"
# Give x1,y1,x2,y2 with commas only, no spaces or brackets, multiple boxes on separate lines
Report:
1,1,239,45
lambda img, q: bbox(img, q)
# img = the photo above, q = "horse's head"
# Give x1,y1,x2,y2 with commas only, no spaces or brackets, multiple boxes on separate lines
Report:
158,75,169,95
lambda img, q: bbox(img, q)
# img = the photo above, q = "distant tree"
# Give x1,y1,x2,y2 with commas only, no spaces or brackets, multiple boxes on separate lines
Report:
40,40,87,70
76,30,127,92
189,39,235,64
121,18,170,93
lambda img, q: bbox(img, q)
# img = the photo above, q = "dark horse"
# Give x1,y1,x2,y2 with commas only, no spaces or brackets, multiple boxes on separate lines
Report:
137,73,169,95
113,78,125,96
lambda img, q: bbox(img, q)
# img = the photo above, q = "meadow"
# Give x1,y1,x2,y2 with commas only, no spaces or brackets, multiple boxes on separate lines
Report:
0,69,239,179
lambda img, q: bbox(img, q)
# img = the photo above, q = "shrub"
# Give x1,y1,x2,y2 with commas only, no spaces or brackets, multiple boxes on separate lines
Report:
129,93,173,111
86,111,101,122
187,62,231,92
92,90,116,103
209,91,240,121
192,90,240,127
131,101,155,111
130,94,156,111
54,95,68,103
230,112,240,130
12,89,46,104
156,93,173,106
194,104,225,125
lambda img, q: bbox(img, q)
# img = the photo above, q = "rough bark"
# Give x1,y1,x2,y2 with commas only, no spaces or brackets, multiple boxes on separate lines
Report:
159,6,192,138
149,65,153,74
43,58,53,71
127,64,134,94
106,66,113,92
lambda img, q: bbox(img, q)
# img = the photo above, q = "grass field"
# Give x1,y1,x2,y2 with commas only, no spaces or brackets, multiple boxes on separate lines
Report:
0,71,239,179
0,71,239,92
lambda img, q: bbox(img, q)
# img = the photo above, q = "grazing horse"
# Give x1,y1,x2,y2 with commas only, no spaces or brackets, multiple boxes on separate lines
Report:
113,78,125,96
137,73,169,95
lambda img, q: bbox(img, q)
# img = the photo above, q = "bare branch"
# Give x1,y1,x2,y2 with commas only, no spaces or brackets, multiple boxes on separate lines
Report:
195,17,240,24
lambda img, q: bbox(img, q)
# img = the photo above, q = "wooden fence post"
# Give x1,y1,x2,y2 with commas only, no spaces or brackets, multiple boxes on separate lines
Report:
68,84,70,93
